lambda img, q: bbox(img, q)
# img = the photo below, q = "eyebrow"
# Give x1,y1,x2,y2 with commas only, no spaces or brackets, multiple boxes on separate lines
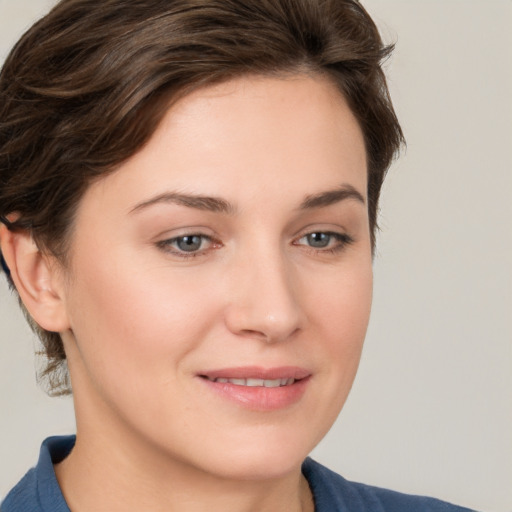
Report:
299,184,365,210
129,192,235,215
129,184,365,215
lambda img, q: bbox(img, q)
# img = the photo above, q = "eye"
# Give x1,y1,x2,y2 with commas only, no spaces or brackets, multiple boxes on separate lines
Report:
157,234,217,256
295,231,353,252
174,235,205,252
304,232,332,248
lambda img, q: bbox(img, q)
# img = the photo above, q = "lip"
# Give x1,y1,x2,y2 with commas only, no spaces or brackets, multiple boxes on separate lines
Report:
197,366,311,411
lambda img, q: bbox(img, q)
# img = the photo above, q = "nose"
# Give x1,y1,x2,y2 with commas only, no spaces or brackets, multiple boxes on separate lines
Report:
223,250,304,344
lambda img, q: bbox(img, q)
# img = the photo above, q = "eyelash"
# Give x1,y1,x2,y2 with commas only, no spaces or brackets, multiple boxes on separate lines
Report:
156,231,354,259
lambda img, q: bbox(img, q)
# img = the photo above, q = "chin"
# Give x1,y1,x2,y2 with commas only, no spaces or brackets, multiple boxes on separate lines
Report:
190,431,315,482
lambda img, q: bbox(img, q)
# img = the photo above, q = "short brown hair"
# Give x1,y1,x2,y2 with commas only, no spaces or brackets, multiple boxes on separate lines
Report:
0,0,404,395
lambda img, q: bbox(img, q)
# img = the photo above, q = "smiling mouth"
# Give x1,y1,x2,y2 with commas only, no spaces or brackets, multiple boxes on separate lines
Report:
203,377,296,387
199,366,310,388
198,367,310,410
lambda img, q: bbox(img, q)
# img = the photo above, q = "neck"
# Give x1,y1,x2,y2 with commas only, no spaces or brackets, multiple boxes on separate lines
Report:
55,425,314,512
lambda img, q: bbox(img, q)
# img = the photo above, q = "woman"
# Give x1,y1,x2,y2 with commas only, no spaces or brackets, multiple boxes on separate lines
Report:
0,1,478,511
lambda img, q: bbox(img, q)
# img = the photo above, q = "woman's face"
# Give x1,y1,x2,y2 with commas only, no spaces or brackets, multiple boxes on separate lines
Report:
59,74,372,480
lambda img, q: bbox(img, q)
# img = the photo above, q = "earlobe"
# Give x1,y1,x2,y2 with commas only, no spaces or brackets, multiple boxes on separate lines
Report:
0,224,70,333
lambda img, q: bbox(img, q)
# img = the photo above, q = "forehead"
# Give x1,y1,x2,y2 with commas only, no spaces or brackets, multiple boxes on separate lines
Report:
78,74,367,217
157,73,365,167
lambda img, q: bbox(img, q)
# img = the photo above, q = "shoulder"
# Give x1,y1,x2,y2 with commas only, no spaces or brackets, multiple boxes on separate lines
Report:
302,458,478,512
1,436,73,512
1,468,38,512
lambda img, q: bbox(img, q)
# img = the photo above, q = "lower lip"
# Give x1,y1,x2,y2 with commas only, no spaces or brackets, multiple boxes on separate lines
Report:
199,377,310,411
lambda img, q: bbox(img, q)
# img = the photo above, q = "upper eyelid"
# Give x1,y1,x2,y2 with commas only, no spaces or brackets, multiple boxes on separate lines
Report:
291,219,349,235
294,227,350,240
154,226,215,240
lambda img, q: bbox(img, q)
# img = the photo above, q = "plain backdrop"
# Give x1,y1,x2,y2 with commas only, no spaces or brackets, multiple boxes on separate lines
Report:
0,1,510,511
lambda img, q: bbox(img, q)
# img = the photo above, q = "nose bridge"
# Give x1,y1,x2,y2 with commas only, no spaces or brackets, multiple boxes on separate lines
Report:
224,238,303,342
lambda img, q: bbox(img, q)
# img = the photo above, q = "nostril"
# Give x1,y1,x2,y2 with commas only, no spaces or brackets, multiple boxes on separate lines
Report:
238,328,272,342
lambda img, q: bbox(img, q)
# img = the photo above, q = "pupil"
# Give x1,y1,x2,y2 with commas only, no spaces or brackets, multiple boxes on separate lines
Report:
177,235,202,252
308,233,330,248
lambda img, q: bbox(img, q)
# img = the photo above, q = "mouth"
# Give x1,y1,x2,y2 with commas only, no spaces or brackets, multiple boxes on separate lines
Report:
202,376,296,387
197,366,311,411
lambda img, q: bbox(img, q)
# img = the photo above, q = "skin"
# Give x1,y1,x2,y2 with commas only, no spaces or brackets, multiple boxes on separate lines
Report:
1,74,372,512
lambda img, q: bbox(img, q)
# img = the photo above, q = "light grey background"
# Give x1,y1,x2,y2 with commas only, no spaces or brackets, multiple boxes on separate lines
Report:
1,1,510,511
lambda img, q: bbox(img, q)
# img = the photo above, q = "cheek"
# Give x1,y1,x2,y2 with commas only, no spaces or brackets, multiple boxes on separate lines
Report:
63,252,223,392
305,257,372,389
290,258,372,447
332,266,372,375
306,256,373,341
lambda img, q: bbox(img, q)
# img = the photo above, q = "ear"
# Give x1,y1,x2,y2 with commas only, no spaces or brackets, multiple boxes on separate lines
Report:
0,224,70,333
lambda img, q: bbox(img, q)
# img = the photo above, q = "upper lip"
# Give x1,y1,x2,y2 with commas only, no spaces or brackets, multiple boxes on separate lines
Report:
198,366,311,381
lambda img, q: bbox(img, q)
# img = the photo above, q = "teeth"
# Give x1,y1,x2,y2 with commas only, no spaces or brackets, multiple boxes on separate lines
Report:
246,378,264,387
207,377,296,387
